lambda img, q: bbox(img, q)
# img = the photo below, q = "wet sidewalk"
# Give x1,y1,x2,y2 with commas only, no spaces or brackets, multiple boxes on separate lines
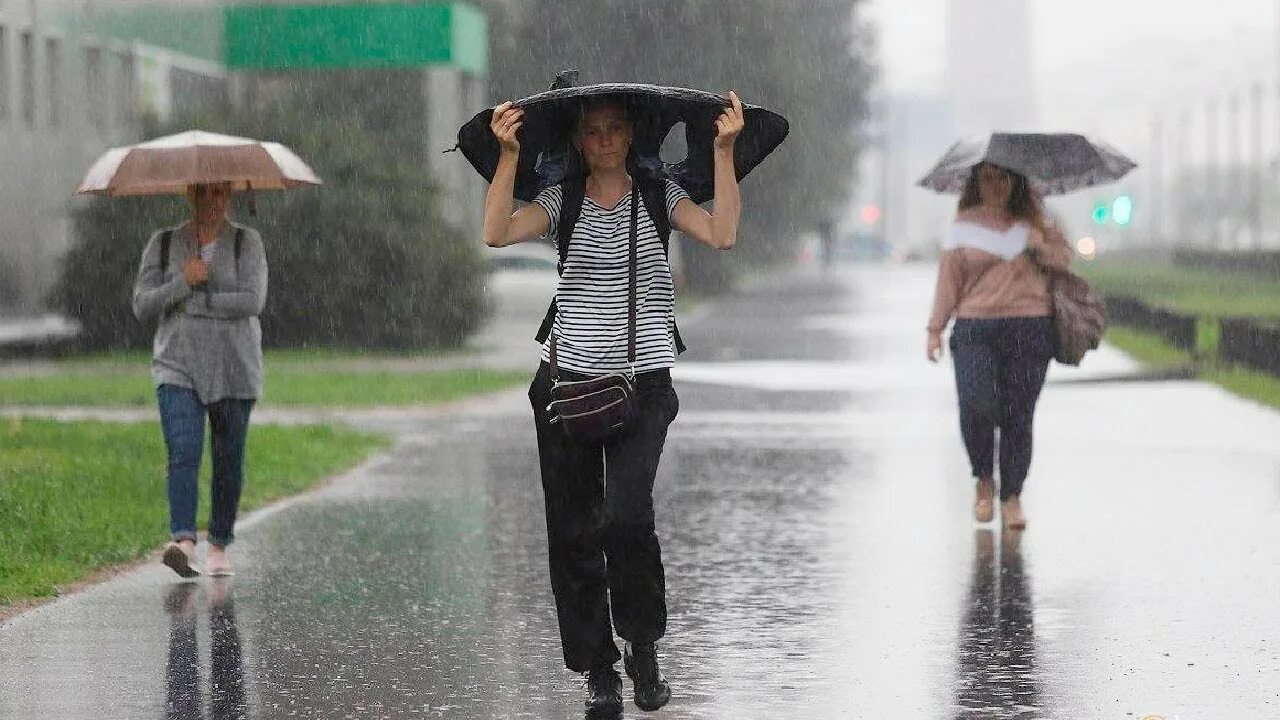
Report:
1,264,1277,719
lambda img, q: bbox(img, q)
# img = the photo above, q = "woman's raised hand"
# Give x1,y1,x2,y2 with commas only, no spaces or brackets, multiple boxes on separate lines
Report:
714,91,745,150
184,258,209,287
491,101,524,155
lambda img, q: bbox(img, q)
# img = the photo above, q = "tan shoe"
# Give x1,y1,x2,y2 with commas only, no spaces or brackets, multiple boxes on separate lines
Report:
205,544,235,577
1001,496,1027,530
162,540,201,578
974,477,995,523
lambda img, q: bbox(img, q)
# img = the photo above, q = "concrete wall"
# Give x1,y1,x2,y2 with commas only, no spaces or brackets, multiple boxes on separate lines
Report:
425,66,486,241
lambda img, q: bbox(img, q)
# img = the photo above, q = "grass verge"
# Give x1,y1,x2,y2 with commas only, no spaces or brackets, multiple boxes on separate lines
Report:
0,358,527,407
0,418,388,606
1206,367,1280,412
1078,259,1280,319
1098,326,1193,369
1083,259,1280,411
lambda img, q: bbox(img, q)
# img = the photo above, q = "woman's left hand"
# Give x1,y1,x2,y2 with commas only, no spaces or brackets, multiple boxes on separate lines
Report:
1025,226,1055,256
714,91,745,150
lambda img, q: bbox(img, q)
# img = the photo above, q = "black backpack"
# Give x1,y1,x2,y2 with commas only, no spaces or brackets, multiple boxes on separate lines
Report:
533,175,687,354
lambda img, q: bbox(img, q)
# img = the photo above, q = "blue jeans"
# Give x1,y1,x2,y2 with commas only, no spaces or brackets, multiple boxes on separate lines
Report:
950,317,1054,500
157,385,255,547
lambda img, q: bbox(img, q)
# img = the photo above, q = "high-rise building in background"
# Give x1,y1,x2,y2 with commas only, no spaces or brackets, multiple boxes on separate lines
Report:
945,0,1035,137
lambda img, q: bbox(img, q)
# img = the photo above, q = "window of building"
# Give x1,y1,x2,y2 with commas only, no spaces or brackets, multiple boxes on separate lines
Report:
0,26,10,122
85,45,103,133
45,37,60,127
116,49,135,127
19,29,33,128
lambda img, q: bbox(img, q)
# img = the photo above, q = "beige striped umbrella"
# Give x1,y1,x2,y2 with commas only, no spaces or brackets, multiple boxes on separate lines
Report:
75,130,322,197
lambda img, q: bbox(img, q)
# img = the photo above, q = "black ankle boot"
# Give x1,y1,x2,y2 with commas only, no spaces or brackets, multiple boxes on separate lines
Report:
584,665,623,718
623,642,671,711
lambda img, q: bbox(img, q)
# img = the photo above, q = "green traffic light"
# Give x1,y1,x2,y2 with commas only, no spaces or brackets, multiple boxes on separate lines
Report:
1092,204,1109,224
1113,195,1133,226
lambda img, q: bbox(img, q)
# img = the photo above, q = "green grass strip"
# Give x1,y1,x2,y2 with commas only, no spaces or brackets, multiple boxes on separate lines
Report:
0,418,388,605
0,361,527,407
1079,259,1280,319
1207,367,1280,412
1100,326,1193,369
1102,323,1280,413
264,369,527,407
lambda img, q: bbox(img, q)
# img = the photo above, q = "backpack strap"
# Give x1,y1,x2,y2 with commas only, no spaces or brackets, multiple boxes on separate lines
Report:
637,176,671,252
535,178,587,343
556,177,587,271
158,229,174,272
636,176,687,354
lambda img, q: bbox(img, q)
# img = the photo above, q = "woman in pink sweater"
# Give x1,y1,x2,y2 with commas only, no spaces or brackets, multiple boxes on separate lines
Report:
927,162,1072,529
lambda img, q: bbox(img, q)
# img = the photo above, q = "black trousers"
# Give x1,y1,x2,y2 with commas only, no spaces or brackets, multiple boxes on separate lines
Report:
529,362,680,672
950,317,1054,500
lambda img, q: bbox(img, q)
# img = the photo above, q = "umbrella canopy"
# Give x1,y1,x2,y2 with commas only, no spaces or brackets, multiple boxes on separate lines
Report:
76,130,322,197
917,132,1137,196
456,80,789,204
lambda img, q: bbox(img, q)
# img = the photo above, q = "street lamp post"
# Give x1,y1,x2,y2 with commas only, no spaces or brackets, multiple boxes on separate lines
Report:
1206,96,1220,248
1251,82,1264,249
1150,112,1164,244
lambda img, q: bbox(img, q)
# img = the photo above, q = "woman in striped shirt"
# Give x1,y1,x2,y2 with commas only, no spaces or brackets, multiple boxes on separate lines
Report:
483,93,745,717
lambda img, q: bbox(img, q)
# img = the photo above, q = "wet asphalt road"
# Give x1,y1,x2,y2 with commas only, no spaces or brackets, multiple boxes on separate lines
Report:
2,264,1279,719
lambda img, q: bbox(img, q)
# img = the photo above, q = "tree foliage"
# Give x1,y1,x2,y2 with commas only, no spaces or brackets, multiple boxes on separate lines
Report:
480,0,876,271
55,76,488,350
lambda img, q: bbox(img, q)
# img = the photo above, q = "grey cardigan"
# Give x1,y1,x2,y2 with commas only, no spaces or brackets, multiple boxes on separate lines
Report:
132,219,268,403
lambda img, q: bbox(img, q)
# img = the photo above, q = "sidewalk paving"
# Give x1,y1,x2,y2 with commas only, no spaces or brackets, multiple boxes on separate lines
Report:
2,264,1278,719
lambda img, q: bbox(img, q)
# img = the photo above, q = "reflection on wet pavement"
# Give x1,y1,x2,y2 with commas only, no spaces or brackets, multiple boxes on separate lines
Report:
164,581,246,720
2,267,1279,719
954,530,1039,719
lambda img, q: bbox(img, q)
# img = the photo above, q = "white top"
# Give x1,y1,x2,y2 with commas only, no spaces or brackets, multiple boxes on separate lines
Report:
943,220,1030,260
533,180,689,375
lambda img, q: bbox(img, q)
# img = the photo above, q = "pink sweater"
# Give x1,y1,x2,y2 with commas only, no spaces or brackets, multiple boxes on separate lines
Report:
927,222,1073,333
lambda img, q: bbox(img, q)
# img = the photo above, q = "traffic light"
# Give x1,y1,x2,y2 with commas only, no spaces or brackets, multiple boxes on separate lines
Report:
860,204,882,226
1112,195,1133,226
1091,195,1133,226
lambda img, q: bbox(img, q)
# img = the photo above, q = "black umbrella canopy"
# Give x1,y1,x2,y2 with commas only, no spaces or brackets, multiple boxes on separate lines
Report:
917,132,1137,196
456,79,789,204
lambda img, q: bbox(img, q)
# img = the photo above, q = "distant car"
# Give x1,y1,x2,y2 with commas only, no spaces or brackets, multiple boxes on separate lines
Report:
485,242,559,314
486,242,559,274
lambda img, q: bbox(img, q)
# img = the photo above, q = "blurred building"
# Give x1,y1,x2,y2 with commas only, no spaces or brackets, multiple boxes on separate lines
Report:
865,91,957,254
0,0,225,314
868,0,1036,255
0,0,488,316
945,0,1035,136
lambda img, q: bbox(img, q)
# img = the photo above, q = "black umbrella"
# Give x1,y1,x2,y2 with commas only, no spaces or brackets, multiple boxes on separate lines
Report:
455,73,789,204
917,132,1137,196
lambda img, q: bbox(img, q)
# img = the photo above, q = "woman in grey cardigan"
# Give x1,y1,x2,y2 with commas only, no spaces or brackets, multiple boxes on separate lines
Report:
132,182,267,578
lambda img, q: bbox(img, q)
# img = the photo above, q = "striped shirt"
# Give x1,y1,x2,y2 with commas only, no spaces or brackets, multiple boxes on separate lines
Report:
534,179,689,374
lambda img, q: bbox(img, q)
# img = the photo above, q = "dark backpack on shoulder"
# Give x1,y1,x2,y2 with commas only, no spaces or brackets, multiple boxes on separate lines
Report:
533,176,687,354
158,227,245,275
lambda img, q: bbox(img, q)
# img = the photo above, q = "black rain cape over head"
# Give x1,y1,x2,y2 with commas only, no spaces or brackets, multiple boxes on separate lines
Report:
455,71,790,204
